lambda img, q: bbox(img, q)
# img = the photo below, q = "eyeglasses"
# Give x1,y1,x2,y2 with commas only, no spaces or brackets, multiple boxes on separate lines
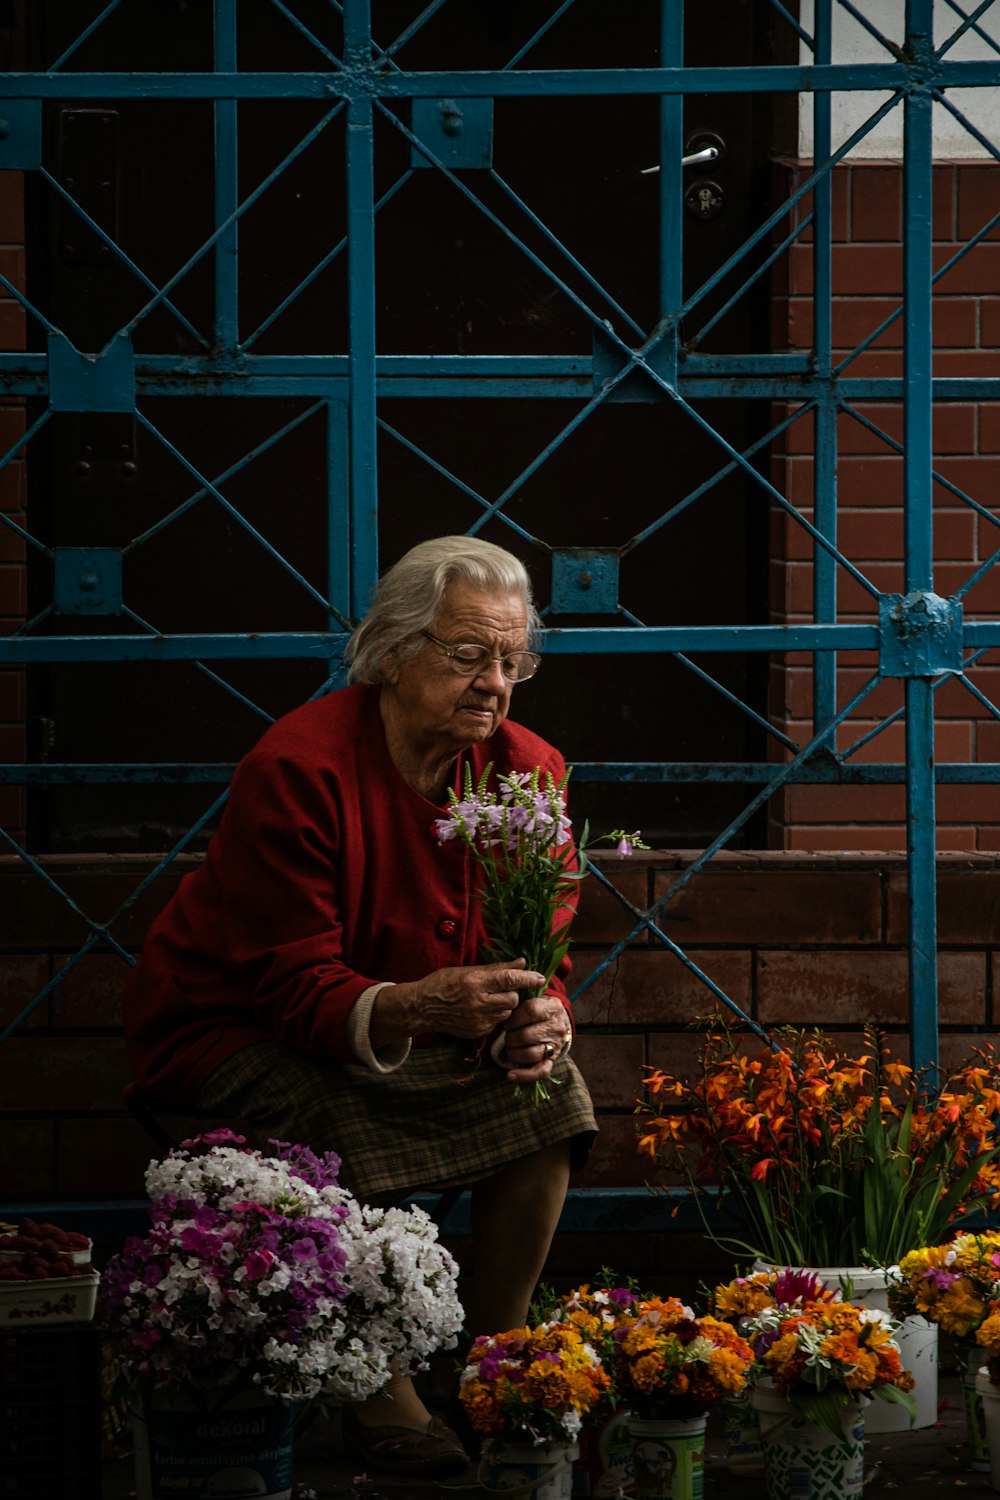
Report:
420,631,541,683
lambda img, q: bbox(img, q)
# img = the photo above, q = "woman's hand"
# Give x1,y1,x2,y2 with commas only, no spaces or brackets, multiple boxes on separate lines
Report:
496,993,572,1085
372,957,547,1046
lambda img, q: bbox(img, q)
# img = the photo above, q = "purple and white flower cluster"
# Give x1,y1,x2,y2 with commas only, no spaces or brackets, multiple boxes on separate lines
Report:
100,1131,463,1402
433,766,572,856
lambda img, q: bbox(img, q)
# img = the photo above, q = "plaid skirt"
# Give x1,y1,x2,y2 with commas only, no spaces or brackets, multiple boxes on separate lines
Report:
196,1037,598,1202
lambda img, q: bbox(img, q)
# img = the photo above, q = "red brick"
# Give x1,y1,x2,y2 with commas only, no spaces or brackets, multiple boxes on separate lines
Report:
887,869,1000,944
780,405,815,455
934,671,1000,719
934,297,980,349
572,948,751,1026
956,164,1000,244
52,953,129,1028
0,954,49,1029
832,297,903,350
0,1036,130,1109
838,405,903,455
983,300,1000,349
0,723,24,759
933,242,1000,296
937,785,1000,822
651,868,882,944
974,720,1000,761
572,1033,646,1110
981,404,1000,454
850,165,901,243
576,867,649,945
1,1120,55,1196
934,350,1000,378
934,456,1000,505
838,456,905,506
757,949,984,1026
786,784,906,823
933,164,957,242
0,859,189,948
784,826,906,852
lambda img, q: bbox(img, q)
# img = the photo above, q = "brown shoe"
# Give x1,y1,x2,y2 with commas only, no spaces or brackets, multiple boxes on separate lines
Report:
343,1407,469,1477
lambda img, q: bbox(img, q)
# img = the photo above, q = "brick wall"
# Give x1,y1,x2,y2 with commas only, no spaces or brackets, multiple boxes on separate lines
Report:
2,849,997,1224
769,159,1000,851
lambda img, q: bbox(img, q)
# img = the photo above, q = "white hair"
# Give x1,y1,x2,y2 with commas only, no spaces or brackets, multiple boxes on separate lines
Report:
346,535,540,684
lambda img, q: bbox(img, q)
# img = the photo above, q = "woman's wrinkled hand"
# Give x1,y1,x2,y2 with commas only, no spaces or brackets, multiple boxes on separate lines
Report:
495,993,572,1085
374,957,547,1044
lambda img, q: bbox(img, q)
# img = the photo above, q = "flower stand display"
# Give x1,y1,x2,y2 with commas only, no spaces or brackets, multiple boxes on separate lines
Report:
626,1414,707,1500
975,1368,1000,1492
131,1385,294,1500
480,1439,579,1500
752,1384,867,1500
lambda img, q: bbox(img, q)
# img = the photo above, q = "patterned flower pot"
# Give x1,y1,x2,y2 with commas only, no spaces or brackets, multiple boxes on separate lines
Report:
625,1414,707,1500
751,1383,867,1500
480,1438,579,1500
131,1384,294,1500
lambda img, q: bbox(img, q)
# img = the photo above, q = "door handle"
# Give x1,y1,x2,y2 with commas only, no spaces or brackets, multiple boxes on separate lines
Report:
641,145,720,175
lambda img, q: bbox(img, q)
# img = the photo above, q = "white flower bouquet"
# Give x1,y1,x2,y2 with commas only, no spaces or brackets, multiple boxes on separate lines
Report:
100,1130,464,1403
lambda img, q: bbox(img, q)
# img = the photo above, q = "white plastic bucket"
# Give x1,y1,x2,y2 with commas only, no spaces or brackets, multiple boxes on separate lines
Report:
480,1438,579,1500
751,1382,866,1500
131,1385,294,1500
626,1414,707,1500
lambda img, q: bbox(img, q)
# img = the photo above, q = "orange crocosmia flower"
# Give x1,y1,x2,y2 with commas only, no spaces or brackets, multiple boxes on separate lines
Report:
750,1158,775,1182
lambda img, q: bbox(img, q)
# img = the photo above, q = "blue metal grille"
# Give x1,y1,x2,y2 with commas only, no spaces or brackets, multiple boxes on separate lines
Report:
2,0,1000,1072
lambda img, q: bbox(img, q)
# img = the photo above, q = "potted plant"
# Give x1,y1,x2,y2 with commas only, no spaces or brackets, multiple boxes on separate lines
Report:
891,1230,1000,1470
738,1291,915,1500
459,1317,611,1500
638,1022,1000,1432
100,1130,464,1500
613,1295,754,1500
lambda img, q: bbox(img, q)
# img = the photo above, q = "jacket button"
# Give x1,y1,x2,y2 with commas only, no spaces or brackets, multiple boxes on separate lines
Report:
437,918,457,938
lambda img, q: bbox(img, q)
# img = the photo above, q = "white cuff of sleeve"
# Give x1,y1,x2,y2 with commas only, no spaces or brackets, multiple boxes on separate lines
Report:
347,983,412,1075
489,1024,573,1069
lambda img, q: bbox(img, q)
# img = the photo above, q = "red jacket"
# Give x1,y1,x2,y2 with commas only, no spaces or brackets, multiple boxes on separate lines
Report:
124,683,575,1102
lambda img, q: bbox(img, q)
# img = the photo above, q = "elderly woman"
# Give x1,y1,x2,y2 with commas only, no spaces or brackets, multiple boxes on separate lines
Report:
123,535,598,1475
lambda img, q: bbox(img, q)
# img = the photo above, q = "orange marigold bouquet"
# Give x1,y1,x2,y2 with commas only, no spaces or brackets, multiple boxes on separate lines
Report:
740,1296,916,1439
613,1296,754,1421
889,1231,1000,1338
638,1021,1000,1267
458,1321,611,1444
537,1278,642,1418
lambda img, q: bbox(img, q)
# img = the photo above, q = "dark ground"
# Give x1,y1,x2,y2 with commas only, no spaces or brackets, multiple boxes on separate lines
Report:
97,1356,998,1500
